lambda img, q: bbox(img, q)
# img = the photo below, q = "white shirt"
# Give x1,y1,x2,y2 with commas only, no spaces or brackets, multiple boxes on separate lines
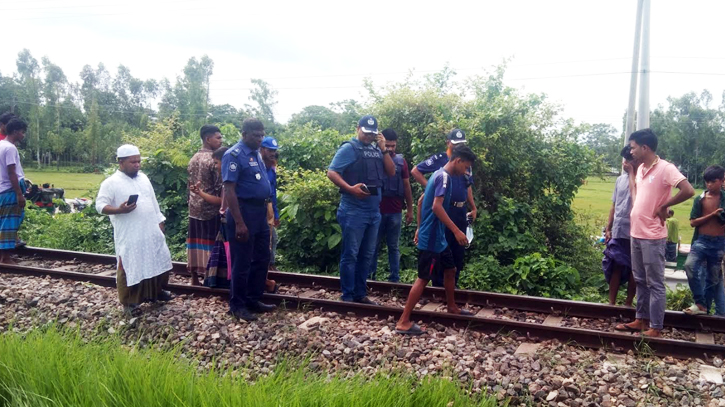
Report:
95,170,172,286
0,139,24,192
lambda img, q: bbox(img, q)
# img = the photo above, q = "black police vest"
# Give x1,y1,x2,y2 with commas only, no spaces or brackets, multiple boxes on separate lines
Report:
382,154,406,198
340,140,385,193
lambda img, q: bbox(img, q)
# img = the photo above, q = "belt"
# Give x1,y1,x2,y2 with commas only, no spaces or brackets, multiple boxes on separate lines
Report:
240,198,269,207
451,201,466,208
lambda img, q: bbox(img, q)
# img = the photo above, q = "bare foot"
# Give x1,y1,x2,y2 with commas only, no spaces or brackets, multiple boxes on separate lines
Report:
641,328,661,338
447,306,461,314
265,279,277,293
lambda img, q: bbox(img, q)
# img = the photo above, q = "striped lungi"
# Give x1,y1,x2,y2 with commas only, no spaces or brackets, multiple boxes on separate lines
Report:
0,180,25,250
204,219,231,288
186,216,220,273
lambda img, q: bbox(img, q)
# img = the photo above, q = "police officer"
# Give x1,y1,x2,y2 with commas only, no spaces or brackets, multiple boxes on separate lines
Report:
222,118,276,321
327,115,396,304
411,129,478,287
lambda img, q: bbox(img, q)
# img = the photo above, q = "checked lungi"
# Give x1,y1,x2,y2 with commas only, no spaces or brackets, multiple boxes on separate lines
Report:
187,216,221,274
0,179,25,250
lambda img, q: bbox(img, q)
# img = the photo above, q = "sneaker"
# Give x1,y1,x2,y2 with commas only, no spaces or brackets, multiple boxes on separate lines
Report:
353,297,378,306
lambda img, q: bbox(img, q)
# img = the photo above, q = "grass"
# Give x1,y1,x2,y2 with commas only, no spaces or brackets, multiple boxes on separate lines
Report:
0,328,503,407
24,170,105,199
573,176,701,244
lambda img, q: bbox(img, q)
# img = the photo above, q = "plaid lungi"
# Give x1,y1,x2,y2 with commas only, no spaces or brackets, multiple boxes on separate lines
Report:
186,216,220,273
0,180,25,250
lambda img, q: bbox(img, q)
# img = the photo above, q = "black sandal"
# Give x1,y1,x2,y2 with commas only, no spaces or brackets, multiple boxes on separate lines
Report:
396,323,424,336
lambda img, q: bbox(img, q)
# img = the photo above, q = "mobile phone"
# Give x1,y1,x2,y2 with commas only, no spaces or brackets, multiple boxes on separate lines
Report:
127,194,139,205
360,185,370,194
366,185,378,196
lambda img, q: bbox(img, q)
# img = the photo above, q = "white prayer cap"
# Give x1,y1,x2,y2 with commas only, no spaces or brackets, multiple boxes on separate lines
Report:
117,144,140,158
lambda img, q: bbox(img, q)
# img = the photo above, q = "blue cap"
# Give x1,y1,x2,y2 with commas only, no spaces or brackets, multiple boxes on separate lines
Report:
358,115,378,134
446,128,466,144
261,136,279,150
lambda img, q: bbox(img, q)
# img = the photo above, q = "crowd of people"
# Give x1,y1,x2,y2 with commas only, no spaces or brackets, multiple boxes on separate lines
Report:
2,108,722,337
89,115,479,330
603,128,725,338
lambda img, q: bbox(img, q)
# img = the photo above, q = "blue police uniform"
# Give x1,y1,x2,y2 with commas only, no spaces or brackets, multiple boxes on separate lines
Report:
416,152,473,286
329,133,386,302
222,140,271,312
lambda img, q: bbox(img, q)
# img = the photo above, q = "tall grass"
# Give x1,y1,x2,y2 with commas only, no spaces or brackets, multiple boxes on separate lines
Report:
0,328,503,407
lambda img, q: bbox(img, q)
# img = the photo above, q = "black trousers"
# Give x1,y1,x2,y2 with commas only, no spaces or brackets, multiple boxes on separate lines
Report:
226,203,270,312
432,208,467,288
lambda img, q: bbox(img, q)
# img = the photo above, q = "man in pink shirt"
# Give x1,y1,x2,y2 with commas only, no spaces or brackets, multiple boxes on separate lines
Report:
615,129,694,337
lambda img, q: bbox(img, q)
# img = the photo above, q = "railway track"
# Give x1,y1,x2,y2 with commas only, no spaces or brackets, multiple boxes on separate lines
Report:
3,246,725,360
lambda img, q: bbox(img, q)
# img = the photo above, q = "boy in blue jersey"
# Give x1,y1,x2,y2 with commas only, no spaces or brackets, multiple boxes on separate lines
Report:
411,129,477,287
396,145,477,335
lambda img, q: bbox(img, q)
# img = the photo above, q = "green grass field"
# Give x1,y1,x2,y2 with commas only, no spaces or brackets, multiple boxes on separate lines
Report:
24,170,104,199
573,176,700,244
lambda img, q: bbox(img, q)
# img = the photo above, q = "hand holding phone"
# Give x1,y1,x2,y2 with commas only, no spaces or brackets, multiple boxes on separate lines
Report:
351,183,370,199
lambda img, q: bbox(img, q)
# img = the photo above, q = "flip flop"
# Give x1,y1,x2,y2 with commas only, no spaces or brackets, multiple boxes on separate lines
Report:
396,323,424,336
683,304,706,315
614,323,642,332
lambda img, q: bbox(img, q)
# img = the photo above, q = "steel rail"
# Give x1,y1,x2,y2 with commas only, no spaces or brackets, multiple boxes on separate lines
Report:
19,246,725,334
1,259,724,360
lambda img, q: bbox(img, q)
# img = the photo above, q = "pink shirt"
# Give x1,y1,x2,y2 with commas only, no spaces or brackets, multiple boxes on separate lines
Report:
630,157,686,240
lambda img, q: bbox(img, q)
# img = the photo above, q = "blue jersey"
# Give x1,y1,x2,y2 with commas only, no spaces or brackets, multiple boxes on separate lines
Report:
222,140,271,200
417,169,452,253
416,152,472,203
328,139,383,212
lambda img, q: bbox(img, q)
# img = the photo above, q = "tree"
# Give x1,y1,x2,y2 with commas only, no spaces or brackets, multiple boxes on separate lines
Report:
580,123,622,171
650,91,725,186
16,49,42,166
246,78,278,130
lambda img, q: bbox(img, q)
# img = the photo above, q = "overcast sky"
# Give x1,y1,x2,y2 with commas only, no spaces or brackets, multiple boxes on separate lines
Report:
2,0,725,132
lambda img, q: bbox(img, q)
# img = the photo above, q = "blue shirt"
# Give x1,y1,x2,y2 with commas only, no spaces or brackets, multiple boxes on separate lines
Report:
417,169,452,253
416,152,472,203
267,166,279,219
328,139,383,212
222,140,271,200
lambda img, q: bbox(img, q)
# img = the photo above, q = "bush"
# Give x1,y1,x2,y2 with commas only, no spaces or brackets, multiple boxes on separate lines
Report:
21,205,114,255
666,284,694,311
458,254,580,299
509,253,580,298
277,168,341,272
276,123,351,171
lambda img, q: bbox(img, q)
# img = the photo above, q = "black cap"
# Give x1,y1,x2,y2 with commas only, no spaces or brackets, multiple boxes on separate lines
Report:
358,115,378,134
446,129,466,144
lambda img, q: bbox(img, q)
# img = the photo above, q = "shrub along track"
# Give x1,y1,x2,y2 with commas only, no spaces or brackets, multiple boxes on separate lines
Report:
4,246,725,360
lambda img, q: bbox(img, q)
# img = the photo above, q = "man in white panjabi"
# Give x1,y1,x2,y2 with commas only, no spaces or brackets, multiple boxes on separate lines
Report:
95,144,173,313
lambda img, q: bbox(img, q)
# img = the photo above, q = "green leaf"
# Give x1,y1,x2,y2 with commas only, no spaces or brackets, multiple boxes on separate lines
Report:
327,233,342,249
